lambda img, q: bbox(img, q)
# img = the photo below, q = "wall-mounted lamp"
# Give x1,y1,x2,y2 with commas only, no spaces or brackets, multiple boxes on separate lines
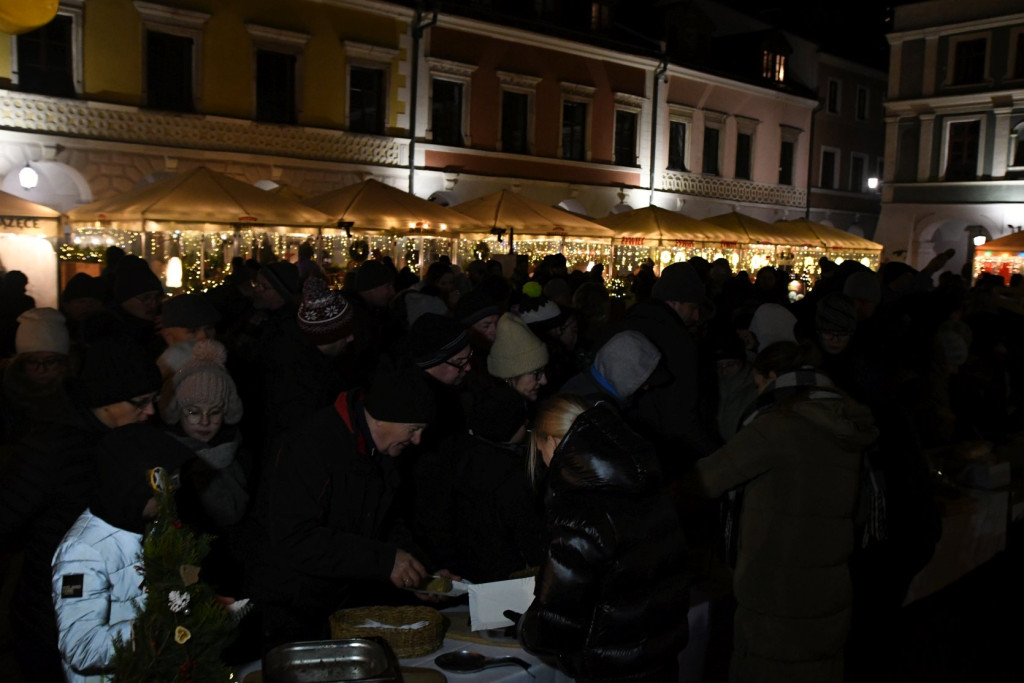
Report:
166,256,183,288
867,177,879,190
973,235,987,247
19,163,38,190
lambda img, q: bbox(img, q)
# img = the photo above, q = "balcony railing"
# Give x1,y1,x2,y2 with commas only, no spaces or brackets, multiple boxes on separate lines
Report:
661,170,806,208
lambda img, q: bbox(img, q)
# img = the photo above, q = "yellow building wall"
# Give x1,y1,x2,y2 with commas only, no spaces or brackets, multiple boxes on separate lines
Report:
68,0,409,129
83,0,142,104
0,33,11,83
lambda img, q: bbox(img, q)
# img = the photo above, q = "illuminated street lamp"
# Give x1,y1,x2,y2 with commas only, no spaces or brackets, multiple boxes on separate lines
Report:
18,163,38,190
866,177,879,190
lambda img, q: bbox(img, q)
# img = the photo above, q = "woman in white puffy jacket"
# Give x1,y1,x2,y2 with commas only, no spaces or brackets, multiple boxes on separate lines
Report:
51,423,191,682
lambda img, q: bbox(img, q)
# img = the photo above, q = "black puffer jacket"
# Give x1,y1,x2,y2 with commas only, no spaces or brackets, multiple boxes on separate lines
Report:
519,403,690,682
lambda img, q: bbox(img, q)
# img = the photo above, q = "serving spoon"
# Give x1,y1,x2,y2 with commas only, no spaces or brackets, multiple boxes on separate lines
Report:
434,649,532,674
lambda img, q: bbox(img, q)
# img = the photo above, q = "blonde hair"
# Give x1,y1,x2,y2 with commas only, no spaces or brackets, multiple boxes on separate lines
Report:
528,393,591,485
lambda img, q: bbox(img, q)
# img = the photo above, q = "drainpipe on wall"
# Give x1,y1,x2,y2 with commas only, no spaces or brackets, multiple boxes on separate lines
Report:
805,100,822,219
409,2,439,195
649,51,668,206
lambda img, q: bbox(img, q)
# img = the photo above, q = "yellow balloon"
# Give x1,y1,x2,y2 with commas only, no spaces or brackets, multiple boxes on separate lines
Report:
0,0,59,36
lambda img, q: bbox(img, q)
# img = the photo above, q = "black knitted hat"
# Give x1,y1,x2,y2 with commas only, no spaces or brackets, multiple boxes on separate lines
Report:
78,336,161,408
405,313,469,369
364,358,435,424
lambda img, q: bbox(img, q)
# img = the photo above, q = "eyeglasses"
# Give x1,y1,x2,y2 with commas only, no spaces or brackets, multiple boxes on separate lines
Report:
183,406,224,424
23,355,63,371
444,349,473,370
126,393,159,410
818,330,853,342
528,368,546,381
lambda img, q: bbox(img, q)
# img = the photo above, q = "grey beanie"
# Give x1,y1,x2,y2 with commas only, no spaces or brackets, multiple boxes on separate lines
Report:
816,293,857,333
749,303,797,350
594,331,662,399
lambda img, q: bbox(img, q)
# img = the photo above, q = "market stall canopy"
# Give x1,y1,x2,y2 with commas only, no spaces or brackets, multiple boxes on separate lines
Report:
705,211,821,246
0,188,61,238
600,206,748,243
979,231,1024,253
66,166,332,226
775,219,883,251
307,179,480,233
453,190,615,238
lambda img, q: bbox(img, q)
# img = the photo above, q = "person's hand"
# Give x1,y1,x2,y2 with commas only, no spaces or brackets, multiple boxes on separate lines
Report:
924,248,956,274
390,549,427,590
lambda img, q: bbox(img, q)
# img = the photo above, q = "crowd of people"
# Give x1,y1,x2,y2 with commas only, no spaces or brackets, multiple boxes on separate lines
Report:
0,242,1022,682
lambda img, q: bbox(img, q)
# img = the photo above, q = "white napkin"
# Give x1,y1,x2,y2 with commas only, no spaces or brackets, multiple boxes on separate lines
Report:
357,619,429,630
467,576,535,631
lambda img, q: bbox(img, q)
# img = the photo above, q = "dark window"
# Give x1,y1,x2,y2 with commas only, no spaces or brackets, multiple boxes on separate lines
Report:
779,140,794,185
668,121,688,171
614,110,638,166
562,100,587,161
349,66,385,135
146,30,194,112
945,120,980,181
16,14,74,97
501,91,529,154
821,150,836,189
856,87,868,121
735,132,752,180
702,126,720,175
431,79,463,146
255,50,296,124
827,80,839,114
896,127,919,181
851,155,866,191
952,38,986,85
1016,34,1024,79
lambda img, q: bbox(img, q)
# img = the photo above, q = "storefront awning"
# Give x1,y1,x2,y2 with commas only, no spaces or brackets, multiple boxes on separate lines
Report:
0,188,61,238
979,231,1024,254
600,206,748,244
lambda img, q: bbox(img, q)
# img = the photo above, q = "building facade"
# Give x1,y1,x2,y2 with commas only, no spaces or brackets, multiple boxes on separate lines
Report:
875,0,1024,274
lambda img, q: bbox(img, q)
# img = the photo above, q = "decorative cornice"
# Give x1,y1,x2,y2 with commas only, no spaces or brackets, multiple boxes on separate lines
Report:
343,41,400,63
246,24,311,49
0,90,406,167
886,89,1024,116
614,92,646,109
661,170,807,208
496,70,543,90
133,1,210,29
668,103,696,119
561,81,596,98
425,57,477,80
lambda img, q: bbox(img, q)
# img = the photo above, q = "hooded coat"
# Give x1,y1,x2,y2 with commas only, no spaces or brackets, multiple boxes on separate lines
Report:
695,384,878,683
50,424,192,683
519,403,690,682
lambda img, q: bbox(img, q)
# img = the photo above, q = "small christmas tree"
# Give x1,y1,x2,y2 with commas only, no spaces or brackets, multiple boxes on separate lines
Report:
111,467,237,682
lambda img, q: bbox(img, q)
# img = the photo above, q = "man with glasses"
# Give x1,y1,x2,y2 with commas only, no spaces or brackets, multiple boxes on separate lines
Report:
0,335,162,683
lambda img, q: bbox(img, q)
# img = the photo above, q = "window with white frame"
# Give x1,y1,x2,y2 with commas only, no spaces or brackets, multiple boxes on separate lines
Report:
136,2,210,113
560,82,595,161
826,79,840,115
820,147,840,189
344,41,398,135
734,115,758,181
947,32,989,86
427,58,476,147
850,152,869,192
12,0,83,97
667,104,694,172
247,24,309,125
942,116,984,181
1010,28,1024,80
1009,121,1024,170
497,71,540,155
779,125,802,186
702,110,725,175
613,92,644,167
855,86,869,121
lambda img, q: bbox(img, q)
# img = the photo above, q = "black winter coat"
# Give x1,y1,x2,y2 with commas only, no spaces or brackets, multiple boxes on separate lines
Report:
252,391,417,641
519,403,690,682
414,433,544,583
0,401,110,679
616,298,720,478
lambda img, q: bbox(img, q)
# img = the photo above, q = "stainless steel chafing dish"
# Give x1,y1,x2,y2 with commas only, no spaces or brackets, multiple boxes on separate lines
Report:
263,637,402,682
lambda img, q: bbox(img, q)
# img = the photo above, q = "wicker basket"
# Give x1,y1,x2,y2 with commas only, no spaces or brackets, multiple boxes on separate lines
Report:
329,605,444,658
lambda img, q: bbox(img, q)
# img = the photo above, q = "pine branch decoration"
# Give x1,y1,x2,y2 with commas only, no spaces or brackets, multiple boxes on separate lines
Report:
111,467,237,682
